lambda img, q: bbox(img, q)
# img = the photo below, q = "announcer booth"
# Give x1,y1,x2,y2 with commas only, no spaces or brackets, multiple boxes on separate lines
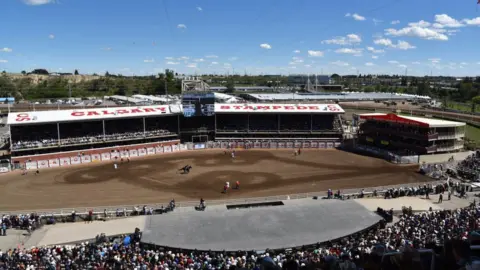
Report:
213,103,345,149
8,105,183,167
357,113,466,155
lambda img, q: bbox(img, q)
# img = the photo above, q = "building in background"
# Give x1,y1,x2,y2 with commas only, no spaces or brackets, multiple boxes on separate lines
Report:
287,75,333,87
356,113,465,155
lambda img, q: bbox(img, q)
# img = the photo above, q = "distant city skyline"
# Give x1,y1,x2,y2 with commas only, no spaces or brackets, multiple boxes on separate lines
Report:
0,0,479,76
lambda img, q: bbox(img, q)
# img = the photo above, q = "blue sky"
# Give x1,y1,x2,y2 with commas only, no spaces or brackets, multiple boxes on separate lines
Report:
1,0,480,76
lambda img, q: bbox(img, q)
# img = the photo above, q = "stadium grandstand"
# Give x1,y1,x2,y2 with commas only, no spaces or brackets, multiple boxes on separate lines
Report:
214,103,345,146
356,113,466,156
8,105,182,164
242,92,431,102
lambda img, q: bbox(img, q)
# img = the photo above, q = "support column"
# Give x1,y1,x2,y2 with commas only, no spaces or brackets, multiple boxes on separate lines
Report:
214,113,217,132
143,117,146,137
177,115,180,136
57,123,61,146
247,114,250,132
102,120,106,141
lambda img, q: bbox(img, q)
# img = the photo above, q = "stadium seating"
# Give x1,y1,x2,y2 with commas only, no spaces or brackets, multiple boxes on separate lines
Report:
2,199,480,269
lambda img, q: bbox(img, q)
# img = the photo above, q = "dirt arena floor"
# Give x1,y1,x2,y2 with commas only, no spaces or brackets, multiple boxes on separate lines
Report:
0,149,432,211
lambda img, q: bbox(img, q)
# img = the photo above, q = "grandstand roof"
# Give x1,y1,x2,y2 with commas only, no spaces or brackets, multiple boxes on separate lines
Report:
7,105,182,126
358,113,465,128
214,103,344,114
132,94,168,103
247,92,431,101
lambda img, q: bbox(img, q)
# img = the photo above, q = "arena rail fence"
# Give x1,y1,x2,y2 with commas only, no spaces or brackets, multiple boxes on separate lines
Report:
0,180,447,218
10,139,343,171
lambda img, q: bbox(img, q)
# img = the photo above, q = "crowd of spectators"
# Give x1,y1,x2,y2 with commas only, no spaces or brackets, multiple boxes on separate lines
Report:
3,201,480,269
11,129,174,150
457,151,480,181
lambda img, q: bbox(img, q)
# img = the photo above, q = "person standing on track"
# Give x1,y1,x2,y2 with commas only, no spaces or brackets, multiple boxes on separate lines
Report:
235,181,240,189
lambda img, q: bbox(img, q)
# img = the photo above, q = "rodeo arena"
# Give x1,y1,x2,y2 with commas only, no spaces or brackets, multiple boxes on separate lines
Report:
1,91,480,270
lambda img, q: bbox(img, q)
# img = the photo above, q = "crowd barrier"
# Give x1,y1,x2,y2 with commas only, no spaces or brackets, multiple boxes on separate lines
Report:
0,180,447,218
353,145,419,164
188,140,342,150
20,143,188,170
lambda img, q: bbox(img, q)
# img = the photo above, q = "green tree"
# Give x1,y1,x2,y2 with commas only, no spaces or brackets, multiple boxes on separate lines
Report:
473,96,480,112
74,69,79,75
21,70,26,75
225,79,235,93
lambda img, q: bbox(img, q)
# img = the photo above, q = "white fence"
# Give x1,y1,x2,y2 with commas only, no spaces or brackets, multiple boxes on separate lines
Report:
188,140,341,150
20,143,188,170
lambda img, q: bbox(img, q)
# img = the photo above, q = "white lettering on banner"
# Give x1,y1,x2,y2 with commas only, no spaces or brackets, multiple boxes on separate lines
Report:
60,157,71,166
164,146,172,152
138,148,147,156
91,154,101,162
82,155,91,163
111,151,119,158
155,147,164,154
38,160,49,169
25,161,37,170
172,145,179,152
147,148,155,155
48,159,60,167
129,149,138,157
214,104,344,113
101,152,111,160
7,105,173,125
71,107,167,118
120,151,129,158
0,167,9,173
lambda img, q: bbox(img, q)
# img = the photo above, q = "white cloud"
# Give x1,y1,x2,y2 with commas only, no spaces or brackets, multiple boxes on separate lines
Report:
102,47,112,51
372,55,378,59
331,61,349,66
412,61,421,65
143,59,155,63
48,34,55,39
205,55,218,58
428,58,441,64
0,59,7,63
374,38,393,46
228,57,239,61
391,20,400,25
365,62,374,66
388,60,399,64
335,48,363,54
293,50,301,53
385,26,448,41
373,38,416,50
186,63,197,68
194,58,205,62
178,56,189,61
260,43,272,49
346,13,366,21
304,64,311,68
366,46,384,54
408,20,431,28
477,62,480,65
396,40,416,50
307,50,324,57
0,48,12,53
398,64,407,68
434,14,464,28
460,62,468,65
177,24,187,29
463,17,480,26
165,57,174,60
166,61,179,65
373,19,383,25
211,62,219,65
196,6,203,11
22,0,55,5
322,34,362,45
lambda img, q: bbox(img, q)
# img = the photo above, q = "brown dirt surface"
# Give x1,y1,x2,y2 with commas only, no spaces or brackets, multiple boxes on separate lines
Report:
0,149,431,212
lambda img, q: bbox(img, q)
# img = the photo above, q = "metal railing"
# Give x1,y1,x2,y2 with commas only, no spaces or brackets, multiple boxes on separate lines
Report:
0,180,447,218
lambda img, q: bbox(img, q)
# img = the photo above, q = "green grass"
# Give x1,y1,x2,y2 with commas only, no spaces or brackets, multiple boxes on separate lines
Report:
447,102,480,113
466,124,480,144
